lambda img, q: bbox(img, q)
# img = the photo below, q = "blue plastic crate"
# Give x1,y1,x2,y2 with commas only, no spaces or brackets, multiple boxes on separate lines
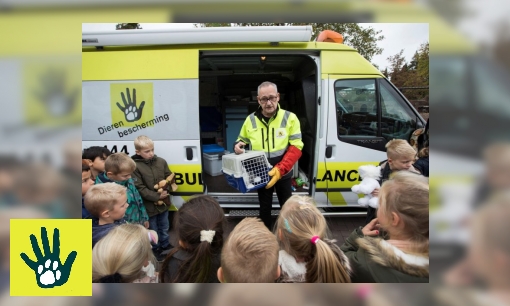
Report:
222,153,272,193
202,144,225,154
223,171,270,193
223,172,268,193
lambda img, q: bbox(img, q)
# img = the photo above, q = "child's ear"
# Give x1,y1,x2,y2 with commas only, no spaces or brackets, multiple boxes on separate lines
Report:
85,159,93,167
135,150,140,155
391,212,400,227
106,171,113,178
275,265,281,280
217,267,225,283
100,209,110,219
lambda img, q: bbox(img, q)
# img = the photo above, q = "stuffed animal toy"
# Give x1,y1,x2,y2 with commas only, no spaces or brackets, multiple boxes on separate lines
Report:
351,165,381,209
153,173,178,206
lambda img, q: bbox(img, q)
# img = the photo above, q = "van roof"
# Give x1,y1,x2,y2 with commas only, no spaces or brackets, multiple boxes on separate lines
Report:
82,41,357,52
82,26,361,52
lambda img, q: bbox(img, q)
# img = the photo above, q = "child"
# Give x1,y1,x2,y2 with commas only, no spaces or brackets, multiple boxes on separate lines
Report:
473,143,510,207
444,193,510,300
84,183,128,247
131,135,174,259
341,171,429,283
413,146,429,177
93,224,157,283
217,217,280,283
95,153,149,228
275,195,351,283
82,161,95,219
82,146,111,181
160,195,225,283
366,139,421,224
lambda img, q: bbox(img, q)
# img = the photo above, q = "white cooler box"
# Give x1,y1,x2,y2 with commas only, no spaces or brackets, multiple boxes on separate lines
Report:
203,152,224,176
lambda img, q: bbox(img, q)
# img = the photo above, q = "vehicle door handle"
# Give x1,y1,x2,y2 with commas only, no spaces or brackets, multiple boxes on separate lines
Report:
325,145,333,158
186,147,193,161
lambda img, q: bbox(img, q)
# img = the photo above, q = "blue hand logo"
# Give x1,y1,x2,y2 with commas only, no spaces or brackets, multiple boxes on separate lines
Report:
20,227,77,288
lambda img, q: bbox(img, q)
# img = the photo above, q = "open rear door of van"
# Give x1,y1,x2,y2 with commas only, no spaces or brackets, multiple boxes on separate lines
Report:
82,48,203,209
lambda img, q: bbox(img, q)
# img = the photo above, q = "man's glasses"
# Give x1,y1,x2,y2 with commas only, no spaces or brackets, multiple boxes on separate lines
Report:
259,95,278,103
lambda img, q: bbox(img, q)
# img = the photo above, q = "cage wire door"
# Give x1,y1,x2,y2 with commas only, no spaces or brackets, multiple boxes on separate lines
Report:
241,155,271,190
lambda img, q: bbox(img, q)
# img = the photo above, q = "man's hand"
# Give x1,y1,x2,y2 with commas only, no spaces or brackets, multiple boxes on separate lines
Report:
265,167,281,189
362,218,380,236
234,142,246,154
371,188,380,197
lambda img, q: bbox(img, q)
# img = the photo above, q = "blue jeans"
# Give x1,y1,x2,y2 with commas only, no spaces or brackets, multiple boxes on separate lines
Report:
148,210,170,250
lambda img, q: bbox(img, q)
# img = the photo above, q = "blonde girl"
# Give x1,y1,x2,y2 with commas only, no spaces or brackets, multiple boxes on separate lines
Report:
275,195,351,283
93,224,157,283
341,171,429,282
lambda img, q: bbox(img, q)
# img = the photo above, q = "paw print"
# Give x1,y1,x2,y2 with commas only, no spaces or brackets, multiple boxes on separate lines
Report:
33,68,79,118
20,227,77,289
38,259,62,286
116,88,145,122
124,105,139,121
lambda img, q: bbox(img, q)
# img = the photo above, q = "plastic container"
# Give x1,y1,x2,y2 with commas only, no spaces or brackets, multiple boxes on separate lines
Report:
222,151,272,193
203,153,224,176
202,144,225,154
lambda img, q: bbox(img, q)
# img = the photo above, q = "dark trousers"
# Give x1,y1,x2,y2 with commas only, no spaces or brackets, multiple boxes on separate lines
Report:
257,175,292,230
365,206,377,225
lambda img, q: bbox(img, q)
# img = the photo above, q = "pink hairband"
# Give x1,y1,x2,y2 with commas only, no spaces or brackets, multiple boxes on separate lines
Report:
310,235,320,244
148,232,157,244
356,284,372,299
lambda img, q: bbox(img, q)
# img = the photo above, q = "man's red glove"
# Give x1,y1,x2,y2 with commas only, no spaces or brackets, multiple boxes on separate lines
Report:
266,145,302,189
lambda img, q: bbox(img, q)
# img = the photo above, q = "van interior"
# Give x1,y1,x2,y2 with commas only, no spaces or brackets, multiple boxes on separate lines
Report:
198,54,318,195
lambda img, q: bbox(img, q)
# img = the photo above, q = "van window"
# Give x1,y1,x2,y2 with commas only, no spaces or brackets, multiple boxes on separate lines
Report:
379,79,417,142
334,78,420,149
430,56,468,109
473,58,510,118
334,79,377,137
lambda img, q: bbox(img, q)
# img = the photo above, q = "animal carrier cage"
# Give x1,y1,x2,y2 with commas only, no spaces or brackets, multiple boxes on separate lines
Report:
222,151,273,193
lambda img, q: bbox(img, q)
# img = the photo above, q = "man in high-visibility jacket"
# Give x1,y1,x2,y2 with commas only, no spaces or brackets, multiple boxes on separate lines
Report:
234,81,303,229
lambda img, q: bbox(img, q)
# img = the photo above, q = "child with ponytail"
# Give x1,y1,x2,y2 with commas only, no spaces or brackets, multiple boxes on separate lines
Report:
159,195,226,283
274,195,351,283
341,171,429,282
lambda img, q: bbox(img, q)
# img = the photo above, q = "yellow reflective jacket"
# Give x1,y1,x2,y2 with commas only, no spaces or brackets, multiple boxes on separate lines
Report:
236,106,303,167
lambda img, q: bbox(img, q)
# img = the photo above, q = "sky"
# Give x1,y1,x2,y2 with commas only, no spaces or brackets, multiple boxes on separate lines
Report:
82,23,429,71
458,0,510,45
360,23,428,71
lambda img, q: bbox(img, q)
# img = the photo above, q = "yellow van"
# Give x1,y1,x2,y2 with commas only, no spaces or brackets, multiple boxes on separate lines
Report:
82,26,426,213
